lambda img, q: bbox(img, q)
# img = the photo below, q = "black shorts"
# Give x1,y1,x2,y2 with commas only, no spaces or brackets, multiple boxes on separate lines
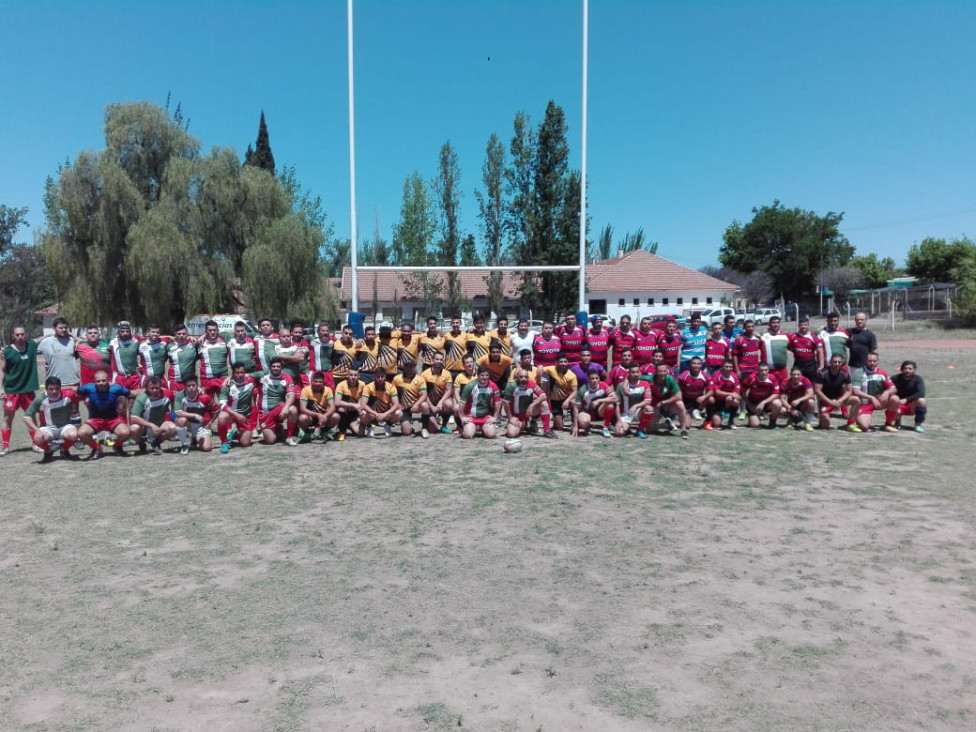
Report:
337,410,358,431
550,399,566,418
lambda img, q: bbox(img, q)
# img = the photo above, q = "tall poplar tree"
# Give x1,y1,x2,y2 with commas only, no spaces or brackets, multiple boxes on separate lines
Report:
244,110,276,175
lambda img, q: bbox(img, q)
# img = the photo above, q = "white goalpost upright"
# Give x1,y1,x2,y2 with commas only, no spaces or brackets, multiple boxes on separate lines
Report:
346,0,589,318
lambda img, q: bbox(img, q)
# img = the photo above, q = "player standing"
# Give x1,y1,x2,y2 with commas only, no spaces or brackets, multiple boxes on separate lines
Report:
1,325,40,455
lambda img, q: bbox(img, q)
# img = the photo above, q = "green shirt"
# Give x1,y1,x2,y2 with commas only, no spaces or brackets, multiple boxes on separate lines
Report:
132,390,173,426
25,390,77,427
2,341,39,394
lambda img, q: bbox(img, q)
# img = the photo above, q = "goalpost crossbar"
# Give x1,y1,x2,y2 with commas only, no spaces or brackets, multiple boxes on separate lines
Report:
354,265,581,273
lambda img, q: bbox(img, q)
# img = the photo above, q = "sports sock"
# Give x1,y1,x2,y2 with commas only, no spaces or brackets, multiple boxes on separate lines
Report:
638,412,653,432
884,410,898,425
176,427,188,447
603,413,613,428
914,406,927,424
540,412,551,432
285,420,296,438
218,422,229,443
85,438,99,450
1,428,10,448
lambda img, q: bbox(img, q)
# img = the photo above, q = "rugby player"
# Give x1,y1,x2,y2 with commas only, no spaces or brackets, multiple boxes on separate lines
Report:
77,326,112,387
569,347,606,385
452,354,479,431
657,319,683,371
360,367,401,438
742,362,784,429
393,359,430,437
721,314,743,345
503,367,555,439
217,362,258,452
609,315,637,368
781,366,817,431
616,363,653,436
227,321,260,380
139,324,172,385
851,352,896,432
76,370,132,459
476,339,513,390
396,322,421,370
333,366,366,439
573,370,617,438
819,312,851,365
466,314,492,361
848,312,878,369
532,321,562,369
110,321,143,412
586,315,611,370
37,317,80,390
608,348,637,387
632,316,660,369
508,319,536,364
173,375,216,453
357,326,381,383
787,318,823,381
1,325,40,455
331,325,359,385
813,354,861,432
196,320,229,396
543,354,579,433
703,322,732,377
489,317,512,358
760,316,790,384
707,359,742,430
128,376,178,454
679,314,707,373
677,356,711,427
555,313,585,364
23,376,83,462
885,360,928,433
443,317,469,377
419,316,446,370
459,366,501,439
297,370,338,440
309,323,335,388
254,318,280,374
636,363,688,439
421,352,454,434
165,324,199,391
256,357,299,446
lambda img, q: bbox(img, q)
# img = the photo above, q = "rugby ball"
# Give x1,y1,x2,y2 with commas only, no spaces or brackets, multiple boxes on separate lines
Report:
503,438,524,454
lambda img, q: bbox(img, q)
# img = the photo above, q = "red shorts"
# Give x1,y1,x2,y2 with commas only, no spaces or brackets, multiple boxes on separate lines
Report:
859,402,878,415
770,367,788,384
3,392,35,412
166,379,186,392
898,402,917,416
87,417,126,433
200,377,225,395
113,373,142,391
467,415,492,427
819,403,837,415
223,408,257,431
258,404,287,430
321,372,335,389
299,373,311,388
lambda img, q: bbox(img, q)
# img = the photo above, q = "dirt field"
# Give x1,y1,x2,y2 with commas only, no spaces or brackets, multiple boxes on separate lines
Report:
2,329,975,730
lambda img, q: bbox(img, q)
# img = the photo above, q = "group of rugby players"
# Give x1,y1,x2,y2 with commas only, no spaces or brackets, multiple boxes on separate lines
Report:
0,308,928,462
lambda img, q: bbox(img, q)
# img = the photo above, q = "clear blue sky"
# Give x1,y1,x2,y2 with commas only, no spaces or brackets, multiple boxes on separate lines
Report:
2,1,974,271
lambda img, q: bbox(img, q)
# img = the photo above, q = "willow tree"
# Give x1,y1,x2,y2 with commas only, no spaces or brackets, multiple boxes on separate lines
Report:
40,101,325,329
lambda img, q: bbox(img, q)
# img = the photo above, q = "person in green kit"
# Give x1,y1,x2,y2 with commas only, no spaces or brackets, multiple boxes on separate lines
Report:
1,325,40,456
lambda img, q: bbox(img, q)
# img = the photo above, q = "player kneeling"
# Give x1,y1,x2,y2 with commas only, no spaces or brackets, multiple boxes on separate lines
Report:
174,376,216,454
504,368,556,439
128,376,178,454
460,367,501,439
635,363,689,439
24,377,85,462
573,371,618,438
257,358,300,445
298,371,339,441
742,363,784,429
217,362,258,453
782,367,817,431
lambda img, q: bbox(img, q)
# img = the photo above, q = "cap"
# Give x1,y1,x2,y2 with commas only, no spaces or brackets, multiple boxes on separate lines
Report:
117,320,132,329
379,321,393,330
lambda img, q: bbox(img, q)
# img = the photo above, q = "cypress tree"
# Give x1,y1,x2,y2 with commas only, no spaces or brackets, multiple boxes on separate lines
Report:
245,111,275,174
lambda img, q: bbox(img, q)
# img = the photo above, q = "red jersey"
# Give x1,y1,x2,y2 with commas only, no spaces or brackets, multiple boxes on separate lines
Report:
532,335,562,367
555,325,585,363
656,334,682,367
632,330,660,366
743,373,779,403
734,334,763,373
788,333,821,363
585,328,611,368
77,341,113,384
677,370,710,401
609,327,638,366
709,372,740,395
608,363,631,387
783,375,813,401
703,336,732,371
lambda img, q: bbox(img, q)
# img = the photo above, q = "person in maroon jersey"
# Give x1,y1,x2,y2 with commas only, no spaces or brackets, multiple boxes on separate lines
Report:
677,357,711,428
707,359,741,430
703,322,732,376
743,362,784,429
656,319,682,370
572,370,617,438
782,366,817,431
609,314,637,368
608,348,636,387
733,320,763,380
788,317,823,381
555,314,585,364
532,321,562,370
632,316,661,368
585,315,611,369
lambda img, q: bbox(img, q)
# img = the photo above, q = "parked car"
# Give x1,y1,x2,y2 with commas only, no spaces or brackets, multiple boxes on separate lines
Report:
783,303,814,322
745,307,782,325
698,307,740,327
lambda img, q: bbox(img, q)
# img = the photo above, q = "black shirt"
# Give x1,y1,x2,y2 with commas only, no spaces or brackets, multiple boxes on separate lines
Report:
892,373,925,401
815,366,851,400
848,328,877,368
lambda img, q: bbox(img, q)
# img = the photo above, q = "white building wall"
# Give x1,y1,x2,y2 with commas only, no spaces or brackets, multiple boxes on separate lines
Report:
588,289,733,323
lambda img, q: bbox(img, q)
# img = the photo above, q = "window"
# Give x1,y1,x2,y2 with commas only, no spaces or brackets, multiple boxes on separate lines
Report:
692,297,699,305
340,301,348,309
618,298,625,307
676,298,684,305
706,297,713,304
646,297,653,306
633,298,640,307
662,298,669,306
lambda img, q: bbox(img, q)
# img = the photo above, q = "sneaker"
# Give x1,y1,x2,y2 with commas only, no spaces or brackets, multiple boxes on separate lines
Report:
285,437,299,447
365,427,374,438
691,408,703,421
602,427,612,438
0,447,8,457
32,444,44,453
103,437,116,448
636,430,648,440
226,428,238,443
384,424,393,438
297,429,309,442
883,424,899,433
844,424,863,433
60,448,76,460
913,424,925,433
803,422,814,432
680,430,689,440
727,423,738,430
703,421,714,431
336,432,346,442
41,450,55,463
114,446,127,458
542,429,558,439
88,447,103,461
138,441,148,455
421,427,429,439
180,444,190,455
440,426,453,435
219,442,231,454
311,428,322,441
663,417,674,432
151,443,163,455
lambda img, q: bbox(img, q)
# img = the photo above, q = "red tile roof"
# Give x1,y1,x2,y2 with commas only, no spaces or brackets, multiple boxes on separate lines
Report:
340,268,522,301
585,250,737,293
